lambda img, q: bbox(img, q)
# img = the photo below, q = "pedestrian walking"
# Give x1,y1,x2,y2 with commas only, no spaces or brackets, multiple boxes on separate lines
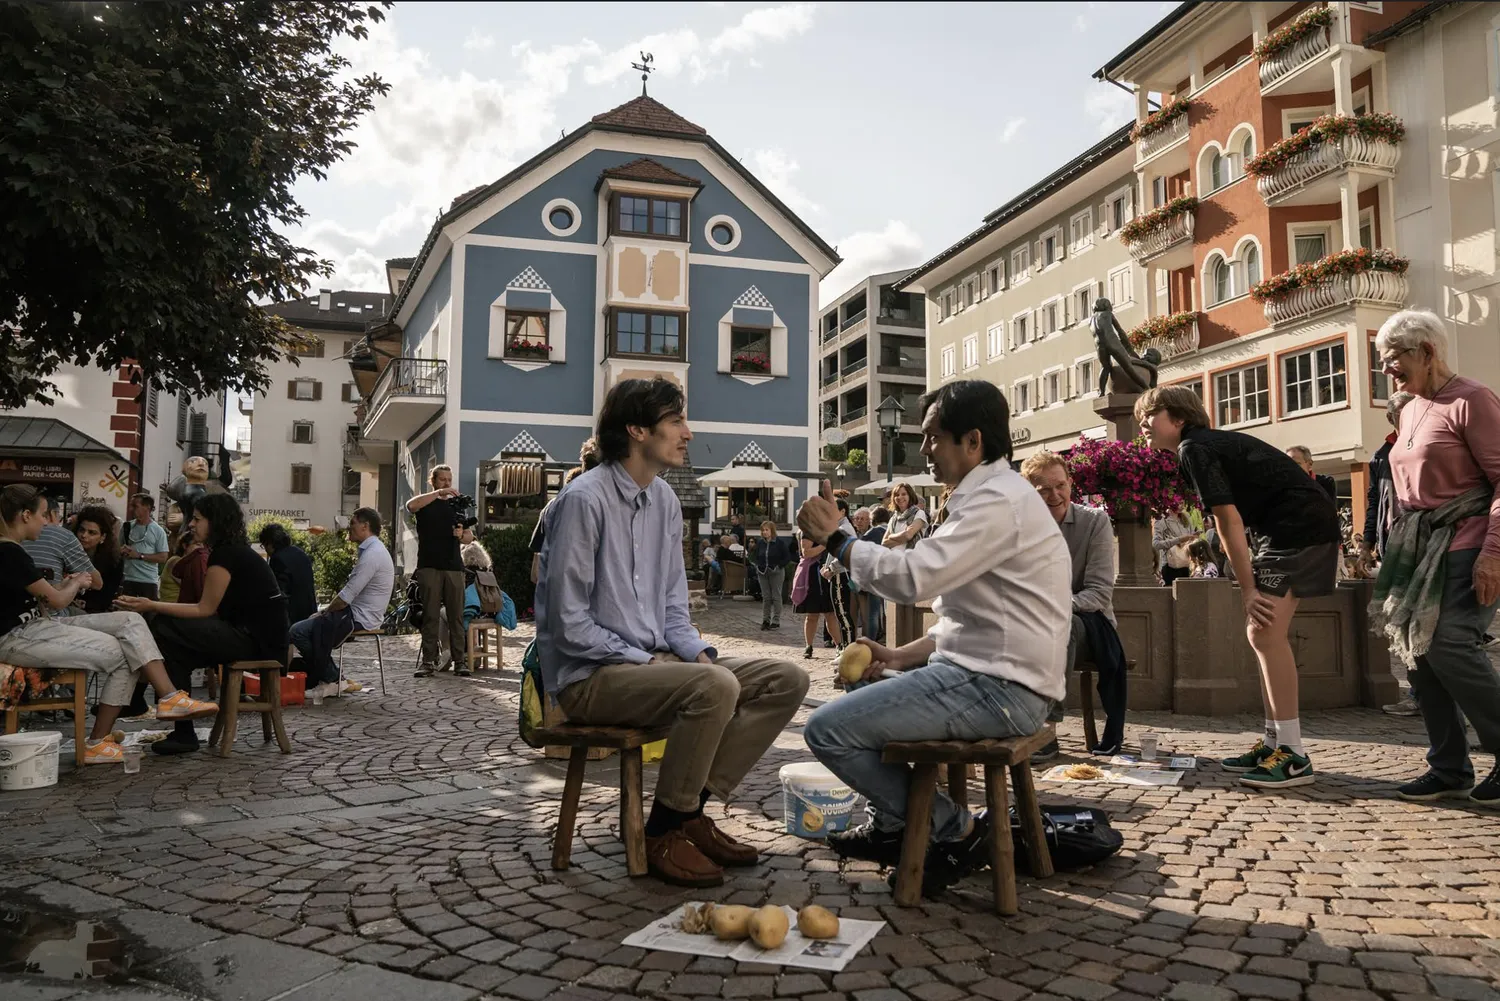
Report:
753,521,792,630
792,535,843,660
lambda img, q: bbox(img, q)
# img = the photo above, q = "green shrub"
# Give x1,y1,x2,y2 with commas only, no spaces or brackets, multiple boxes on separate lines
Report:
846,447,867,467
246,513,310,553
482,520,537,618
823,443,847,461
314,540,356,599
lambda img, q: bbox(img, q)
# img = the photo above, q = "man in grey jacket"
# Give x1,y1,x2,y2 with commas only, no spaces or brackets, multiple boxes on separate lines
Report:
1021,450,1125,756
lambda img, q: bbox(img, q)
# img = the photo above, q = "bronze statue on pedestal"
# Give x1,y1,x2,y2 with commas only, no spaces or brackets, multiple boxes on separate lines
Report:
1091,297,1159,396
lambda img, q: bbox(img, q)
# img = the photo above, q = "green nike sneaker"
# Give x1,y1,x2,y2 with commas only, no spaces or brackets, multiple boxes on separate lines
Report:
1219,739,1274,773
1238,746,1315,789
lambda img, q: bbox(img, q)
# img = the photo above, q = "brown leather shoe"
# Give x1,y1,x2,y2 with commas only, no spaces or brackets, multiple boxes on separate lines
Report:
681,813,761,867
645,829,724,887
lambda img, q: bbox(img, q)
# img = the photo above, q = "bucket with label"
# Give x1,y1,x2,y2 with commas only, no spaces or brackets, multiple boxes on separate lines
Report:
0,731,61,791
779,762,858,839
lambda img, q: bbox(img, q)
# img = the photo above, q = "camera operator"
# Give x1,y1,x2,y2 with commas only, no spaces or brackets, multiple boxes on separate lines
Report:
406,464,469,677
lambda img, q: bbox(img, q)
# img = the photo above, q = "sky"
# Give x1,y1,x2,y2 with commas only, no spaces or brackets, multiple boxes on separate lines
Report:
232,0,1175,442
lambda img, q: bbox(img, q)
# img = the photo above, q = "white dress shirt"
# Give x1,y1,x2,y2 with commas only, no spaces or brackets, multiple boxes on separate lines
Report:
838,460,1071,701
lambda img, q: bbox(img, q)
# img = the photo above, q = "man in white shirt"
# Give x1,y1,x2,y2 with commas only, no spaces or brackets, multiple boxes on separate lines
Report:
289,508,394,699
797,380,1071,896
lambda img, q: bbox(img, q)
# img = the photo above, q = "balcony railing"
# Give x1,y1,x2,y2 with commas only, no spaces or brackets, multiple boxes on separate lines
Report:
822,326,840,343
843,406,868,425
877,362,926,378
362,357,447,436
1123,205,1194,263
840,309,868,331
876,310,924,328
343,432,362,463
1263,270,1409,326
841,357,869,379
1259,23,1330,90
821,370,839,388
1144,318,1200,361
1255,134,1401,204
1137,113,1189,161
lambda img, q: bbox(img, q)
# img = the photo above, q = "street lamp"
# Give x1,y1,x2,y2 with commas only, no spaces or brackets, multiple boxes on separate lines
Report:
835,463,846,493
876,395,905,483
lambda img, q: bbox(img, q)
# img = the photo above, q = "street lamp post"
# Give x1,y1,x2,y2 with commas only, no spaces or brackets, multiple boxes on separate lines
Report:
876,395,905,483
835,463,846,494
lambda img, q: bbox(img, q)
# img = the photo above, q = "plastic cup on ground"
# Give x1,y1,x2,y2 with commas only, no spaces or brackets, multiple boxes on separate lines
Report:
1139,733,1158,761
309,686,324,707
122,745,143,774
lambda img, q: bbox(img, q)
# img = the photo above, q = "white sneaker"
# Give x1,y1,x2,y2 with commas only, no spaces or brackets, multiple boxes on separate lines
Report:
308,682,338,701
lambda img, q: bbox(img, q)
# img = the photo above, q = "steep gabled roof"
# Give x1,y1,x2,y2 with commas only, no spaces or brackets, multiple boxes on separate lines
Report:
598,156,704,189
592,96,708,136
266,290,390,332
385,257,415,269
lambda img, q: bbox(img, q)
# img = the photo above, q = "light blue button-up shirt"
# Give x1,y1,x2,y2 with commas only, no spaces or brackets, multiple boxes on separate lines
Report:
338,535,395,631
537,461,715,695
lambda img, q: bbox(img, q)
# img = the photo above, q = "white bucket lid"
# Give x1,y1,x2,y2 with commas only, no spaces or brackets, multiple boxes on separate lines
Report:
0,731,61,767
779,761,844,786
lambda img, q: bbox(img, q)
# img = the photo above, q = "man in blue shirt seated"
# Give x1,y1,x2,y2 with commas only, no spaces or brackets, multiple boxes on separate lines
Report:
289,508,394,700
537,378,808,888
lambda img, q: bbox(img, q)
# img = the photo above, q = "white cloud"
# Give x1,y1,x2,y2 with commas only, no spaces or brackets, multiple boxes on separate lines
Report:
818,221,925,307
709,4,816,55
463,28,495,52
582,4,816,86
999,117,1027,143
750,149,822,218
1084,84,1135,137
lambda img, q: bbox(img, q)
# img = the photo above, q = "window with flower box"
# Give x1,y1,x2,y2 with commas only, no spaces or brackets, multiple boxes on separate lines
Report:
730,326,771,375
1214,362,1270,427
1282,341,1346,415
504,311,551,361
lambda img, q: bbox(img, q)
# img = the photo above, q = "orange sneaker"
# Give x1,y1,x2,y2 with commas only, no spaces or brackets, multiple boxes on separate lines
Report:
156,691,219,721
84,740,124,765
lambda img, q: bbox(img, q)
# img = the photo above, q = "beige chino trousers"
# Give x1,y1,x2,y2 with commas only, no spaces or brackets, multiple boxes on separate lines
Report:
557,653,809,813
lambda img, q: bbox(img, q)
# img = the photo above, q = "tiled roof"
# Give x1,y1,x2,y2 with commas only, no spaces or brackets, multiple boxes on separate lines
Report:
0,416,130,464
385,257,415,268
661,449,708,512
265,290,390,332
450,185,486,210
591,96,707,137
599,157,704,188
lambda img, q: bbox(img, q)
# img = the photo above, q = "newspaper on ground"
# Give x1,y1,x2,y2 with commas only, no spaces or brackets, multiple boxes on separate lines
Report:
1107,754,1197,770
622,904,885,972
1037,764,1185,786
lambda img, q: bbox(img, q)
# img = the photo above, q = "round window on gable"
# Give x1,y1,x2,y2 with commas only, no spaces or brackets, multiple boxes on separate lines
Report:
541,197,581,237
711,223,734,246
704,214,741,252
549,206,574,231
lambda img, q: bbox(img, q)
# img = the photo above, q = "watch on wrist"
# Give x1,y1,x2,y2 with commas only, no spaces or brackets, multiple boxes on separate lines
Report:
824,529,851,554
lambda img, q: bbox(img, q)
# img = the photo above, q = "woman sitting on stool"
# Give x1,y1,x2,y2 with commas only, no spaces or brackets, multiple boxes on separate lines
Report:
117,494,289,756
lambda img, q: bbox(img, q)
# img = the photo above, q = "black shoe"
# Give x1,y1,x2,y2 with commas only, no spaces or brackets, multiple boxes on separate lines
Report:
1470,761,1500,807
1397,771,1475,802
454,665,472,677
761,622,770,631
826,822,905,866
150,735,201,756
771,621,781,629
803,645,813,659
1090,739,1123,757
414,666,435,678
1031,739,1059,765
887,811,993,897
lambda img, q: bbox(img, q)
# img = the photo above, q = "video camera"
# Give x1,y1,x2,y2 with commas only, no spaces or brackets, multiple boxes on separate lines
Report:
444,493,478,531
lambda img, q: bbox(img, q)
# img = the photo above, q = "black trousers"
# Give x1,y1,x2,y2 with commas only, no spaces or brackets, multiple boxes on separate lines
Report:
150,616,258,739
1162,565,1191,586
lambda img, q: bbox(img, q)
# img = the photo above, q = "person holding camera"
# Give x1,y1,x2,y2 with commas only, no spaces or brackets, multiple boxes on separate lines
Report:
406,464,469,677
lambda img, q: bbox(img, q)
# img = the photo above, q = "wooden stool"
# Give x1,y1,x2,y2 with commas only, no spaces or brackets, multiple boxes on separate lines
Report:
535,723,672,877
1075,655,1099,750
466,620,502,673
336,629,388,695
206,661,292,758
882,725,1056,915
3,669,87,767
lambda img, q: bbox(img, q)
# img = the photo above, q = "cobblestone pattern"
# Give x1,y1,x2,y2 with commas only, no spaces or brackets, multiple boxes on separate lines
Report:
3,600,1499,1001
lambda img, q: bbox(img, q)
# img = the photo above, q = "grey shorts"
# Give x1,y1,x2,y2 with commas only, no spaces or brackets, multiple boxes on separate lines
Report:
1252,541,1339,598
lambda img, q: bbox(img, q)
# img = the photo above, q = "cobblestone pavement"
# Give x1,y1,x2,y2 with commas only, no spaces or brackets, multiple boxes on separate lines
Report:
4,599,1500,1001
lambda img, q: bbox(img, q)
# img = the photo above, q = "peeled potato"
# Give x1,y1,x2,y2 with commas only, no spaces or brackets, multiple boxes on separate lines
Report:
796,905,840,940
708,904,755,941
748,904,789,950
837,643,872,684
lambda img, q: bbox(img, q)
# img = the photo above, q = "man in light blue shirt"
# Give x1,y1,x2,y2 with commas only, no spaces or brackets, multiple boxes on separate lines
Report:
120,493,170,598
289,507,394,698
537,378,808,889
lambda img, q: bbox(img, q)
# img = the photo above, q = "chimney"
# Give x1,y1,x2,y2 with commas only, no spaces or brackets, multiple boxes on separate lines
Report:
318,289,332,311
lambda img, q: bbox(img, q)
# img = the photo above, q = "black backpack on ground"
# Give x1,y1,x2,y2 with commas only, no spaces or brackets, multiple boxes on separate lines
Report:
1008,805,1123,874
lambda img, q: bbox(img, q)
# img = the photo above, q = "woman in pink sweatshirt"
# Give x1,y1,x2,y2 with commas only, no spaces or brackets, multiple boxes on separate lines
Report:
1375,309,1500,806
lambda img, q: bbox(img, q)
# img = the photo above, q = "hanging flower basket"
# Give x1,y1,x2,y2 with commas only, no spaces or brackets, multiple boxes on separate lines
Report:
1129,96,1194,143
1245,113,1406,177
1118,196,1197,246
731,352,770,374
1126,311,1199,352
1065,436,1198,524
507,338,552,360
1254,6,1333,62
1251,248,1409,303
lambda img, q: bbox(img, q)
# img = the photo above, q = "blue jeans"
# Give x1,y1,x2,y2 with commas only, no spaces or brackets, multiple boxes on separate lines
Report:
804,655,1049,842
289,607,355,686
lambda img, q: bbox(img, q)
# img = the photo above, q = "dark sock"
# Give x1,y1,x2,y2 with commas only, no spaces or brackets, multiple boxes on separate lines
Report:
698,788,711,812
645,799,698,837
172,720,197,743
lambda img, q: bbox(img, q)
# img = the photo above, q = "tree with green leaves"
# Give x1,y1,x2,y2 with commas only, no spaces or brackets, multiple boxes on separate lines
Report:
0,1,390,408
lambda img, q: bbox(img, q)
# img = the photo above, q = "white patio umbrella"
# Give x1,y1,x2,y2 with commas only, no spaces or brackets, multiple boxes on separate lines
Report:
850,472,941,494
697,466,800,489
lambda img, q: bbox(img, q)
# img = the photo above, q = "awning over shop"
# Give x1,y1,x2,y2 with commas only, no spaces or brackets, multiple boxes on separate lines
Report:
0,416,134,466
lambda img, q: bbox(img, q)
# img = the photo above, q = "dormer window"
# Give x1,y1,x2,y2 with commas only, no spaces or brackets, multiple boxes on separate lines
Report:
612,195,686,240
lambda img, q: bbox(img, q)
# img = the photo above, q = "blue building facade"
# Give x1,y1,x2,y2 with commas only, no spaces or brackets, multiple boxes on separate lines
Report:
355,97,839,567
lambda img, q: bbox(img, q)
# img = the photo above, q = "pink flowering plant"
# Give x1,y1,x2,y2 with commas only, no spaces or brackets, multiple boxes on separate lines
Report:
1126,311,1198,351
507,337,552,359
1254,5,1333,62
731,351,771,374
1117,195,1196,246
1245,113,1405,177
1250,247,1409,303
1129,96,1193,143
1065,436,1198,522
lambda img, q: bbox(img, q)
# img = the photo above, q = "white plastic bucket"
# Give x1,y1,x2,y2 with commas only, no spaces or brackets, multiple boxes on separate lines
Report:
0,731,61,791
780,762,858,839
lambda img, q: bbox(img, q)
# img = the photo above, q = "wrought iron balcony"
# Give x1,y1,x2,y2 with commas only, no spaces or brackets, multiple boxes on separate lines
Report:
361,357,447,442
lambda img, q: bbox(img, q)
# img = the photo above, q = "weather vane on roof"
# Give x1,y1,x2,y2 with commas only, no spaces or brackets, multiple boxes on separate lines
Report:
631,51,654,97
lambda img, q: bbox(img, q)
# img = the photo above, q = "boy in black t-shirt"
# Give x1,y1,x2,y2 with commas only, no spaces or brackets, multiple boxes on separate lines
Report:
1137,386,1341,790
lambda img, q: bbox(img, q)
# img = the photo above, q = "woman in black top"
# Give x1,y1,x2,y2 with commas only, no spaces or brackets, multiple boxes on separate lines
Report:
73,505,124,615
1138,386,1340,792
117,493,289,756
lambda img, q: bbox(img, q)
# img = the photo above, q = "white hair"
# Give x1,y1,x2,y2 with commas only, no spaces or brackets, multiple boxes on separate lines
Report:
1375,309,1449,365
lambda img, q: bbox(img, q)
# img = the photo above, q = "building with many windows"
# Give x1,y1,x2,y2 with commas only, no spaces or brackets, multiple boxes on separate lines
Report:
817,270,927,476
897,127,1146,459
347,95,838,569
1096,0,1430,521
251,289,391,530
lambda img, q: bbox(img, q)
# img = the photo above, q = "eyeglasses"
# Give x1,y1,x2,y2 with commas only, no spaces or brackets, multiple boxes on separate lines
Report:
1379,347,1416,371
